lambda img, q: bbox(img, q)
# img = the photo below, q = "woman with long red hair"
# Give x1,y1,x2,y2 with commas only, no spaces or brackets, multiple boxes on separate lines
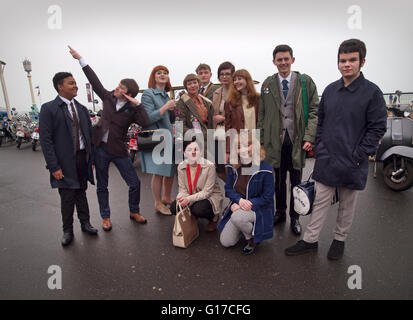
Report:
140,65,176,215
224,69,260,162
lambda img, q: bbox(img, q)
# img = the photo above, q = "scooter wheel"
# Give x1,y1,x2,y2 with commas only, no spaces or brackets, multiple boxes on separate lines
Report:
16,138,22,149
32,141,37,151
383,160,413,191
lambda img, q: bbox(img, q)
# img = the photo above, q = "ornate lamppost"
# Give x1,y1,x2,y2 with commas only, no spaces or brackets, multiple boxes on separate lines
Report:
0,60,12,119
23,58,39,118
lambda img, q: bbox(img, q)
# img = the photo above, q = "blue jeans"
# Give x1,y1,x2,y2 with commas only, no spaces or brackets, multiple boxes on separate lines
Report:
95,144,141,218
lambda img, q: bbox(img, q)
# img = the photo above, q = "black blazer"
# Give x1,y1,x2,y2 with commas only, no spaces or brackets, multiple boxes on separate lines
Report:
39,96,95,189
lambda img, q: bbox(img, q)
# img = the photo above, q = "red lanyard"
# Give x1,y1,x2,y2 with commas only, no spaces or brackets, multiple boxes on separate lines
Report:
186,164,201,195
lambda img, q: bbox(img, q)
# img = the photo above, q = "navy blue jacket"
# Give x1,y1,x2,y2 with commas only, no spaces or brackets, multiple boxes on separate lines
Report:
39,96,95,189
313,73,387,190
218,161,274,243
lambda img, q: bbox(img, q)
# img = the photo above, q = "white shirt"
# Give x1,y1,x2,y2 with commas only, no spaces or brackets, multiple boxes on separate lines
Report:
59,95,85,150
200,82,212,94
278,72,293,86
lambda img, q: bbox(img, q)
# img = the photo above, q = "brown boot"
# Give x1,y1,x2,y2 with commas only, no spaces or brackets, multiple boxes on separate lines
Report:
130,213,148,224
102,218,112,231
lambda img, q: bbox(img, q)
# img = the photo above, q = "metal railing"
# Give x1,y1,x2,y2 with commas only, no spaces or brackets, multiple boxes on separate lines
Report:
383,92,413,107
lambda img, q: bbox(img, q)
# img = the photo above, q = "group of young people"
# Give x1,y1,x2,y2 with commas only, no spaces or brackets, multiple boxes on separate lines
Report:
39,38,387,259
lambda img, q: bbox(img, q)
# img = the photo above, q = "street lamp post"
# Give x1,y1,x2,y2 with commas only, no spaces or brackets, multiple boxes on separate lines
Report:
0,60,12,119
23,58,37,108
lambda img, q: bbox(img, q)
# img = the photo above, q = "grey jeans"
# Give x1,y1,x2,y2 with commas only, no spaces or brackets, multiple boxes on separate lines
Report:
220,209,256,247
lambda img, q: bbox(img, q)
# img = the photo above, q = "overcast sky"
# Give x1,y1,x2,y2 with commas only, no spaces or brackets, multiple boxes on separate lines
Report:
0,0,412,111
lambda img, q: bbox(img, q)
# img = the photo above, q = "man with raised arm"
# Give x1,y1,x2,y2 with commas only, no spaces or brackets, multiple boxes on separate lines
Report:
69,46,150,232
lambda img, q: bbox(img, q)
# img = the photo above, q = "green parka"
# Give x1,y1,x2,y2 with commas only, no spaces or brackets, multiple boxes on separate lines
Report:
257,72,319,169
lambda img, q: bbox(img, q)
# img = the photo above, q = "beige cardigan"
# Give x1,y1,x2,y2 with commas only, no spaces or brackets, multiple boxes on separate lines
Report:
177,158,223,219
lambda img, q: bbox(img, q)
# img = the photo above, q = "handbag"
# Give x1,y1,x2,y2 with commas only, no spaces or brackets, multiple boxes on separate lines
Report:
293,173,339,216
137,129,163,151
137,120,165,152
172,202,199,248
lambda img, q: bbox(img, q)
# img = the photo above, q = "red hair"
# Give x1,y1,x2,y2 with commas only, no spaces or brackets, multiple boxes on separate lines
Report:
227,69,259,108
148,65,172,92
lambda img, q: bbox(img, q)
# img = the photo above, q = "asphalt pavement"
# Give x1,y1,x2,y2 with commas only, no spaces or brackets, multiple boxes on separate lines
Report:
0,141,412,300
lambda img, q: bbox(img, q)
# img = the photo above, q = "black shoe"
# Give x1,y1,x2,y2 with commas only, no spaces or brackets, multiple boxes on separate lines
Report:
273,211,286,226
242,241,257,256
61,232,74,247
327,240,345,260
81,222,98,235
290,219,302,236
285,240,318,256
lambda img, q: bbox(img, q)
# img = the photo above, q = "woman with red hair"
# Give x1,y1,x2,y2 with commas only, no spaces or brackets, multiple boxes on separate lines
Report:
140,66,176,215
224,69,260,162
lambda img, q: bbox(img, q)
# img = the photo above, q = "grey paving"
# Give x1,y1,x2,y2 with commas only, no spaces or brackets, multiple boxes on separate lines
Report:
0,141,412,300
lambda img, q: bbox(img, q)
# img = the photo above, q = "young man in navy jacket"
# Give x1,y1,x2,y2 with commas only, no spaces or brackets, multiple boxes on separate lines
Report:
285,39,387,260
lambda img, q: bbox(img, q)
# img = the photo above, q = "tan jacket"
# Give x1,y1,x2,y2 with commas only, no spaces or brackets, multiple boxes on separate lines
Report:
177,158,223,219
212,87,227,129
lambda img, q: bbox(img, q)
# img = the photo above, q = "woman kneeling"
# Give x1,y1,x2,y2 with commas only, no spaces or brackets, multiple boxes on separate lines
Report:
170,139,223,232
218,134,274,255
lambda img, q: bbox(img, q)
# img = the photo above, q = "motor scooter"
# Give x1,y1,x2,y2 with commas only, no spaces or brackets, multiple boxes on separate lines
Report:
374,117,413,191
31,122,40,151
15,121,32,149
127,124,140,163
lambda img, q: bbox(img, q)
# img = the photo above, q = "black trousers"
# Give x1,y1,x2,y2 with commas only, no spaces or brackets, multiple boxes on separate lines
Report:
170,199,215,221
58,150,90,233
274,133,302,220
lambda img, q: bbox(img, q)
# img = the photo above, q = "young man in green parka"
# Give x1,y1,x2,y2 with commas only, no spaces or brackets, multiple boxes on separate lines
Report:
257,44,319,236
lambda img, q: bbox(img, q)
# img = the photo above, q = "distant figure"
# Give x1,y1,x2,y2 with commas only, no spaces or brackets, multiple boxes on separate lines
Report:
395,90,402,104
389,94,393,105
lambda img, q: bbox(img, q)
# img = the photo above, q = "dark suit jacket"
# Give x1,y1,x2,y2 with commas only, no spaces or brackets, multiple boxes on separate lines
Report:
82,65,150,158
39,96,94,189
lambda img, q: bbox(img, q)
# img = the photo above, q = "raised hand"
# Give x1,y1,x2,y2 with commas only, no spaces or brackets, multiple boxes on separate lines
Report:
122,93,140,105
68,45,82,60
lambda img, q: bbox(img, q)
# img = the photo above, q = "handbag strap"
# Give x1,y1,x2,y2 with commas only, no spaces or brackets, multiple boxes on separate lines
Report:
186,164,201,195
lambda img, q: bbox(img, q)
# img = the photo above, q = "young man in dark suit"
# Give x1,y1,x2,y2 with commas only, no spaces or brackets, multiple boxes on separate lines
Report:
39,72,98,247
68,46,150,232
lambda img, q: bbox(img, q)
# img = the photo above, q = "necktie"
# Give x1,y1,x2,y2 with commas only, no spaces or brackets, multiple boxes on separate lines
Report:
70,102,80,151
199,87,205,95
282,80,289,99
